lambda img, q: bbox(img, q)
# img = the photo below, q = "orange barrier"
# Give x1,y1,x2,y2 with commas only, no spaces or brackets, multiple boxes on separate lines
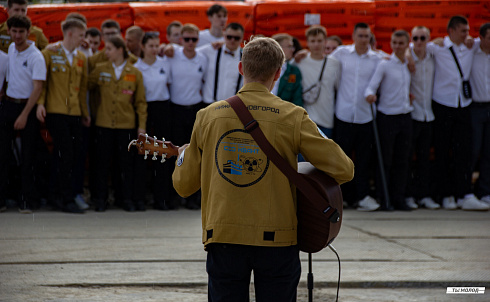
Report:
254,0,376,48
130,1,255,44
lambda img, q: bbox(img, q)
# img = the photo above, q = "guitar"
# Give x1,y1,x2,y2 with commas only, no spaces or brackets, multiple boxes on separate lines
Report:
128,133,179,163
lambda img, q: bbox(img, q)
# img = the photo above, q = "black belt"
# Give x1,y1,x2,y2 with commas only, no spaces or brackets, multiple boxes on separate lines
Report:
6,96,28,104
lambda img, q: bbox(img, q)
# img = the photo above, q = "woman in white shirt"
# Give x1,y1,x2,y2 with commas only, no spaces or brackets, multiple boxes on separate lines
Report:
134,32,173,210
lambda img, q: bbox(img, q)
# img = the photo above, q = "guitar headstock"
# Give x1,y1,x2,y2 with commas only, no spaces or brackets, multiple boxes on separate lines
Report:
128,133,179,163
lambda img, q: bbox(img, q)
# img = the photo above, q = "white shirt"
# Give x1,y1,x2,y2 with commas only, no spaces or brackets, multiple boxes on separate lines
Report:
295,54,340,129
410,47,435,122
167,48,207,106
271,62,287,96
197,29,224,48
61,43,77,66
365,53,412,115
134,57,171,102
6,42,46,99
112,61,126,80
0,50,7,91
331,44,382,123
427,36,477,108
198,44,242,104
77,46,93,58
469,46,490,102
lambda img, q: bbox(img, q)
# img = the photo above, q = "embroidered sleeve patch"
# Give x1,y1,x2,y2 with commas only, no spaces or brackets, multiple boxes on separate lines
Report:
177,148,186,166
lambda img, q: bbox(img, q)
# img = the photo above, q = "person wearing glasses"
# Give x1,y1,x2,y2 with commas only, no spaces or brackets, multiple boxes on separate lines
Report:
197,4,228,48
404,26,440,210
199,22,244,105
167,23,208,209
134,32,174,211
271,33,303,107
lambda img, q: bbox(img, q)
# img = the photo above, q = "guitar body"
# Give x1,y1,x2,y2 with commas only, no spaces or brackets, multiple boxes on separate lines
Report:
296,162,343,253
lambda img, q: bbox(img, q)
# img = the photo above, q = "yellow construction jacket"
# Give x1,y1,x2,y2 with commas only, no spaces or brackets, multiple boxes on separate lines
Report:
88,61,147,130
173,82,354,248
38,46,89,117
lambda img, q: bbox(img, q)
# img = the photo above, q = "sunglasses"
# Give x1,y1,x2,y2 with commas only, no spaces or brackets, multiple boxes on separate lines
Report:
412,36,426,42
226,35,241,41
183,37,198,42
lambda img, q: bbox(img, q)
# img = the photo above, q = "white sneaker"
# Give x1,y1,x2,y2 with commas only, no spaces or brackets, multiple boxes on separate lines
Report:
419,197,440,209
405,197,418,209
74,194,90,210
357,195,380,212
480,195,490,206
457,194,490,211
442,196,457,210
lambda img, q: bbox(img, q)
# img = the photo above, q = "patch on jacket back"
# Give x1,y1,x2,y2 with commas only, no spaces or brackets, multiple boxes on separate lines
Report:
215,129,269,187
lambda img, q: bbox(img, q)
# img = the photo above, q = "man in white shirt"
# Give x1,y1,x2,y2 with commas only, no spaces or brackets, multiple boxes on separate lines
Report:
197,4,227,48
167,23,207,209
295,25,340,139
469,23,490,208
405,26,440,210
200,22,243,104
365,30,413,211
0,15,46,213
331,22,383,211
427,15,486,210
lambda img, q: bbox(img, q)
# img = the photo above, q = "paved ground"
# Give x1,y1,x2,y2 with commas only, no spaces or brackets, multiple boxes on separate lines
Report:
1,208,489,301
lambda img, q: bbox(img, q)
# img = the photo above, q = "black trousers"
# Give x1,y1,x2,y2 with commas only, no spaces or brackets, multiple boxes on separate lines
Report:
334,117,374,203
93,127,135,203
406,120,433,199
146,101,173,203
432,101,472,200
376,112,412,207
206,243,301,302
470,102,490,197
46,114,82,204
0,100,41,207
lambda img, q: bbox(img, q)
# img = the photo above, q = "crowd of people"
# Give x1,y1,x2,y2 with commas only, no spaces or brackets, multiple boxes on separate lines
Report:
0,0,489,214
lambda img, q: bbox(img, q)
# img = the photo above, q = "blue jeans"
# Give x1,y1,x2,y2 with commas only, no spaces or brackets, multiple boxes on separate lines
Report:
206,243,301,302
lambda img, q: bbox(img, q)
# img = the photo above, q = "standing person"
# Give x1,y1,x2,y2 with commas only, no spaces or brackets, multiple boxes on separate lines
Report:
197,4,228,47
86,28,101,54
405,26,440,210
87,36,147,212
172,37,354,301
199,22,244,105
166,21,183,45
36,18,89,213
365,30,413,211
271,33,303,106
0,15,46,213
167,23,207,209
295,25,340,138
0,0,48,53
330,22,383,211
469,23,490,208
125,26,144,58
427,15,487,210
325,35,342,55
0,50,6,94
134,32,173,210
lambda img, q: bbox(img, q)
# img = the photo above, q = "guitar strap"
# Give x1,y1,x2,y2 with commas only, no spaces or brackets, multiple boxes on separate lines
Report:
225,95,338,222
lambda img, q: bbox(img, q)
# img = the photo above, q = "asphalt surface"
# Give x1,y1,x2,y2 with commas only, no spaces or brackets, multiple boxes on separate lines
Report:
1,207,489,301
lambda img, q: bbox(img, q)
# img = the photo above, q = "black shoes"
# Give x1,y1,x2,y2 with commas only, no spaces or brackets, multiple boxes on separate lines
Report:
135,200,146,211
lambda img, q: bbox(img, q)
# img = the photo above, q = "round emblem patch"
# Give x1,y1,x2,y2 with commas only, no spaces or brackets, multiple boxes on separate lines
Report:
215,129,269,187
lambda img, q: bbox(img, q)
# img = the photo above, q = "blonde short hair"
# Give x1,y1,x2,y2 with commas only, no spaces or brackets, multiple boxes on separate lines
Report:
61,18,86,33
241,37,285,82
305,25,327,39
181,23,200,35
272,33,293,45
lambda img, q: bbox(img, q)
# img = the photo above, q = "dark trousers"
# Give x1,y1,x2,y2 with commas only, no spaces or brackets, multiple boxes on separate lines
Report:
146,101,173,203
206,244,301,302
93,127,135,203
334,118,374,203
46,114,82,204
406,120,433,199
0,100,41,207
432,101,472,200
376,112,412,207
72,124,90,196
470,102,490,197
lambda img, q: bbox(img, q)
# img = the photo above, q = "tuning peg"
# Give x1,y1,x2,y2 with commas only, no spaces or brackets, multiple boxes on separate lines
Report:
145,133,149,144
153,136,158,147
161,154,166,163
144,149,149,160
162,137,167,148
152,151,158,161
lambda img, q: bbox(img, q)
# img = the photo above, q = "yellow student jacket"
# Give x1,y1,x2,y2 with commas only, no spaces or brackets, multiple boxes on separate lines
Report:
88,61,147,130
38,47,89,117
173,82,354,248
